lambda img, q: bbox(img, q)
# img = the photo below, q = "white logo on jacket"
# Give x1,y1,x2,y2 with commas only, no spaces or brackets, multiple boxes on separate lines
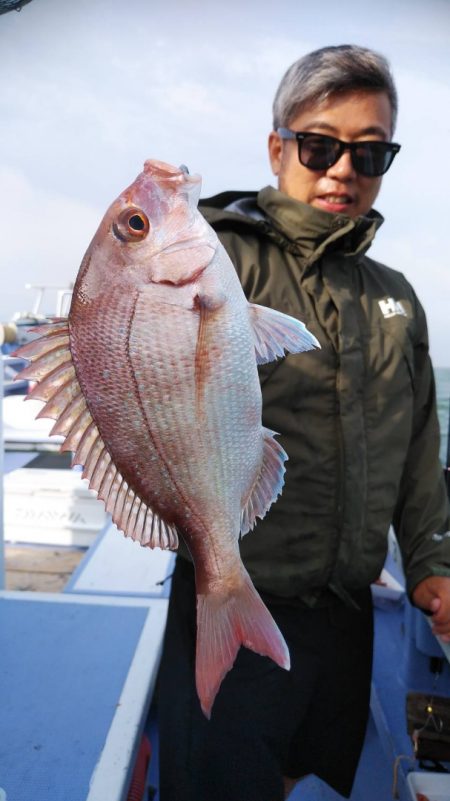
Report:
432,531,450,542
378,297,408,319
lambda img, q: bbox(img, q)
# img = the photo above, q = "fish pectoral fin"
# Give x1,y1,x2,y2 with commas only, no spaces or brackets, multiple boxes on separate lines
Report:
248,303,320,364
196,570,290,718
193,288,226,312
240,427,287,536
14,320,178,552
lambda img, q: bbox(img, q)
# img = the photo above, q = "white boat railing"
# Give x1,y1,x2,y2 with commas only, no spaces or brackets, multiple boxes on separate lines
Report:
1,353,28,589
0,355,4,589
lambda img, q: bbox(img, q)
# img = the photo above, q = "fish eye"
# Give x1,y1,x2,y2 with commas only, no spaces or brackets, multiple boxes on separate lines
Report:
129,214,145,231
113,207,150,241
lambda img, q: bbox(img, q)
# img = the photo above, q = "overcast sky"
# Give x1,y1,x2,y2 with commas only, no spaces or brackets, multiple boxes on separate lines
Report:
1,0,449,364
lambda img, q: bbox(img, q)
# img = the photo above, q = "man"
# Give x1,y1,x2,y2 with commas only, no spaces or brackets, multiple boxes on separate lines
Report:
158,44,450,801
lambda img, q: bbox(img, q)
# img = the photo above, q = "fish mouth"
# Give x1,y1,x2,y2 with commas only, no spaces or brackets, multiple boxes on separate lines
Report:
143,159,201,187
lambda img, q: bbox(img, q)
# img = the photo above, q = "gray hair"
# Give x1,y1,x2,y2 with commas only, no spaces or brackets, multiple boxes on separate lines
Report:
273,44,398,135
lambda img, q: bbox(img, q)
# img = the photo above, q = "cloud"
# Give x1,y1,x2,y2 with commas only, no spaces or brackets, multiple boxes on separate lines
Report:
0,0,448,365
0,166,101,321
371,231,450,367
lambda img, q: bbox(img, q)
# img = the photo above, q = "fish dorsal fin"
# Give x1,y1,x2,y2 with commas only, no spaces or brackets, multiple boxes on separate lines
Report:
240,427,287,536
14,322,178,551
249,303,320,364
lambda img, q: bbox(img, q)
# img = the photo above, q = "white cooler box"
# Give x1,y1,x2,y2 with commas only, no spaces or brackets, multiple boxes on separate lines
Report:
407,771,450,800
4,467,107,547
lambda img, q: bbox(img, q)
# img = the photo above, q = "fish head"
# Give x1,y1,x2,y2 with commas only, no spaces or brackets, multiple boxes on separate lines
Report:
73,160,216,303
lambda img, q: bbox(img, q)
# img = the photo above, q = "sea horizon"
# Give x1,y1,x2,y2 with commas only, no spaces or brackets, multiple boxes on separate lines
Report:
436,367,450,466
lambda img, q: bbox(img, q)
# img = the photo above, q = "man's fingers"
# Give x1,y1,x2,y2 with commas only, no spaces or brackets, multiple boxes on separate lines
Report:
412,577,450,638
429,597,441,614
412,584,439,613
431,613,450,634
430,600,450,638
432,614,450,630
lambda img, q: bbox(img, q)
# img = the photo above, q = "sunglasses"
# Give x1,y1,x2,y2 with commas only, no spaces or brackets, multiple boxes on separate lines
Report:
277,128,401,177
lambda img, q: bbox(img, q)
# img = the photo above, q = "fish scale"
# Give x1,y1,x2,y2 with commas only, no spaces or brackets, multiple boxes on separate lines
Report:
131,293,248,535
14,158,320,717
71,290,166,506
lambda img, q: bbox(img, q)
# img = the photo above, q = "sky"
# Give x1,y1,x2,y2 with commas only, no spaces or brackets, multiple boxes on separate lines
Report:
0,0,449,364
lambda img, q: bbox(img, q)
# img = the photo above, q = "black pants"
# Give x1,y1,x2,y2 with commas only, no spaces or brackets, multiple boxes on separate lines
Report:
157,558,373,801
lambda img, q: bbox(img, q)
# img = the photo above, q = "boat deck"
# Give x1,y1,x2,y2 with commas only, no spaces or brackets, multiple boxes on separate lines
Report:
2,448,450,800
5,543,85,592
0,590,167,801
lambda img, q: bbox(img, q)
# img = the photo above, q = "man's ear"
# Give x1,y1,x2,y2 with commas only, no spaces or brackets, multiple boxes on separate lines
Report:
268,131,283,176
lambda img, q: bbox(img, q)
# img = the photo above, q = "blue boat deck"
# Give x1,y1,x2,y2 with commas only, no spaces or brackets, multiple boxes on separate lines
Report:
2,565,450,801
0,590,168,801
1,451,450,800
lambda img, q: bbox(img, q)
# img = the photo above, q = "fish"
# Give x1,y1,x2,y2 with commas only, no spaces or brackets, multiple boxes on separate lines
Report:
15,160,320,717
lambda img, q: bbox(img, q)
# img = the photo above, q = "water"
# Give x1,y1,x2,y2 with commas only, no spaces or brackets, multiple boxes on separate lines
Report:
436,367,450,466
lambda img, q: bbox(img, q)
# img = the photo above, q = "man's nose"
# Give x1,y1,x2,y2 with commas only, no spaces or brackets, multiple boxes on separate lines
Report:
326,150,356,180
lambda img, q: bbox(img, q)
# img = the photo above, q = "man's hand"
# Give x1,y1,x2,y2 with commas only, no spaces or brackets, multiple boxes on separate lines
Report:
412,576,450,643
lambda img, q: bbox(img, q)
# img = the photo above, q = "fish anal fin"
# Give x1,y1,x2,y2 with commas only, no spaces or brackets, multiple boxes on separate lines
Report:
196,569,290,718
240,427,287,536
249,303,320,365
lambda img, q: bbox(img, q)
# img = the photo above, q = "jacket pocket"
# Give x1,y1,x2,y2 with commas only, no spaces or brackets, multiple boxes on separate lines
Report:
364,322,415,512
367,318,415,399
383,319,415,392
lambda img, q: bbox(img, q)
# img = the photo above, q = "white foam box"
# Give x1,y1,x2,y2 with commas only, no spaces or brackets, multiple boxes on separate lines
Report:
2,395,63,449
4,467,107,547
371,567,405,608
407,771,450,800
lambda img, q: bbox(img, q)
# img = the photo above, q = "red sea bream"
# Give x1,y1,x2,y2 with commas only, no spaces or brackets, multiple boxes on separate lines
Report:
15,160,319,717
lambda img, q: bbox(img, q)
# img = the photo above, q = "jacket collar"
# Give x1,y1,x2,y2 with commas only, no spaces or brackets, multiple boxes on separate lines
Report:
256,185,384,265
203,186,384,266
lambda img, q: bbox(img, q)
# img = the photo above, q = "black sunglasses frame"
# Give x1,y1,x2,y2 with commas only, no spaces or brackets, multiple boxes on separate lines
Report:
277,128,401,177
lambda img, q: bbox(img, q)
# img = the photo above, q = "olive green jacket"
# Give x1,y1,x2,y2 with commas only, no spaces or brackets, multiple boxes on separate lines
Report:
199,185,450,606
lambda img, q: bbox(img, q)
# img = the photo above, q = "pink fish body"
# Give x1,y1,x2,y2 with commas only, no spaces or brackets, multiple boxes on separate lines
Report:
16,160,319,716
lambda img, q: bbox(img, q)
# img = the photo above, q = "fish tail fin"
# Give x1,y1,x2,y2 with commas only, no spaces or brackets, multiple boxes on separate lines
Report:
196,570,290,718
